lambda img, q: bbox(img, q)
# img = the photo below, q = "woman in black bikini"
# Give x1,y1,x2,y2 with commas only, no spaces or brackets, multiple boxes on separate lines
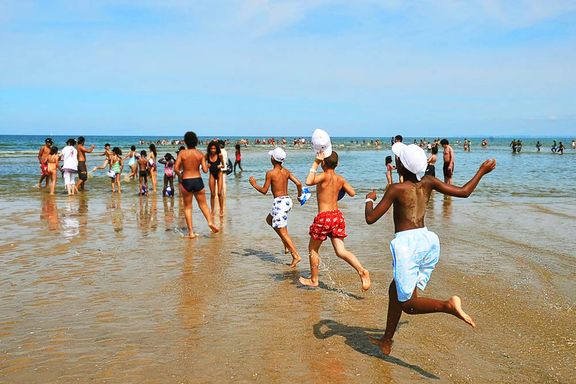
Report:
206,140,225,217
174,132,219,238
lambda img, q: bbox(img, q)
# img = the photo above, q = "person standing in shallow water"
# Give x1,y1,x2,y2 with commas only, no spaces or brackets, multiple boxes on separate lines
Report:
174,132,219,238
440,138,454,185
249,147,303,268
37,138,53,188
76,136,95,191
364,142,496,356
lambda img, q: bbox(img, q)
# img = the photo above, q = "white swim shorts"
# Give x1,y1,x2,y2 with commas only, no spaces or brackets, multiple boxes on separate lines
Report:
390,227,440,302
270,196,293,229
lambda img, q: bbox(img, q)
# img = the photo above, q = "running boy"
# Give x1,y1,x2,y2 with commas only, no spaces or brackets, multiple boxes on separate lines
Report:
299,151,371,291
364,142,496,356
249,147,303,268
91,143,113,173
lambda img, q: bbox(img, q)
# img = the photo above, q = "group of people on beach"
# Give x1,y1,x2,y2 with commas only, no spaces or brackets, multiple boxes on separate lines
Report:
38,130,499,357
36,137,245,220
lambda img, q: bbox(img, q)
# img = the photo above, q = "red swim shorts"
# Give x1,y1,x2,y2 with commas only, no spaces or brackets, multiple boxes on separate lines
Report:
40,162,49,176
309,209,347,241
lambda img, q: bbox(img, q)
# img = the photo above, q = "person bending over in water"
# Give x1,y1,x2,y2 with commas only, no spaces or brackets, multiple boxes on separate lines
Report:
364,142,496,356
174,131,219,238
299,151,371,291
249,147,303,268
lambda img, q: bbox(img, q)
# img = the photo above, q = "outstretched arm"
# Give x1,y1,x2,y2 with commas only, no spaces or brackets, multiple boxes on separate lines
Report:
365,187,396,224
249,172,272,195
432,159,496,197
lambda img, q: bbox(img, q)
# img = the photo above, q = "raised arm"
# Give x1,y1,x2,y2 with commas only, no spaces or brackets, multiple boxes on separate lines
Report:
306,154,325,186
249,172,272,195
365,187,396,224
432,159,495,197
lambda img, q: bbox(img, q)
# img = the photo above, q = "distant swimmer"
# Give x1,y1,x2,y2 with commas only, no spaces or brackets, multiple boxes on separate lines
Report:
440,139,454,185
249,147,303,268
299,139,371,291
234,143,243,173
536,141,542,152
37,137,53,188
174,131,219,238
385,155,395,187
365,142,496,356
557,142,564,155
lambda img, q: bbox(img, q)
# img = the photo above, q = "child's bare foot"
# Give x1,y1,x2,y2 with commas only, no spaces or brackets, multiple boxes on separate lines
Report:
186,232,198,239
289,255,302,268
448,296,476,328
208,223,219,233
299,276,319,288
360,269,371,291
369,336,393,355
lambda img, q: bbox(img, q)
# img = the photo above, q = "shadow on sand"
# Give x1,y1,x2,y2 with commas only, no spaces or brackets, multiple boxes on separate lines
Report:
238,248,365,300
313,319,440,380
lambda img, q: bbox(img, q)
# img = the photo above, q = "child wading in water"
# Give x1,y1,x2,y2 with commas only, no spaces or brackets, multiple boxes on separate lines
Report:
137,150,149,195
159,153,175,196
249,147,303,268
364,142,496,356
110,147,123,193
299,150,371,291
47,146,61,195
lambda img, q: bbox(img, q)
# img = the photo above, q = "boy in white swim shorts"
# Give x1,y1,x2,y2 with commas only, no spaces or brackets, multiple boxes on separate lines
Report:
364,141,496,356
249,147,304,268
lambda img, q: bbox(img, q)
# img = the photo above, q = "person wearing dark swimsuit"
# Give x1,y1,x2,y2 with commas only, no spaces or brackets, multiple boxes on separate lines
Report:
174,132,219,238
206,140,225,217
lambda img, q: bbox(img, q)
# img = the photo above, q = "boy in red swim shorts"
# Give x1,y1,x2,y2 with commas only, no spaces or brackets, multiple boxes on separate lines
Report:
299,150,371,291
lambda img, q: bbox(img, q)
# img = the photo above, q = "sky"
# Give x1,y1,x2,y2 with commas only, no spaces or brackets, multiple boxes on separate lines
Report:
1,0,575,137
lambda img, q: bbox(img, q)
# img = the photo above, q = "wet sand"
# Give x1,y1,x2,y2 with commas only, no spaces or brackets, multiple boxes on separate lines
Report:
0,179,574,383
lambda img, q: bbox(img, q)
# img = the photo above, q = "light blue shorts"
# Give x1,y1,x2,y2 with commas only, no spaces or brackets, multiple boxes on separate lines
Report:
390,227,440,302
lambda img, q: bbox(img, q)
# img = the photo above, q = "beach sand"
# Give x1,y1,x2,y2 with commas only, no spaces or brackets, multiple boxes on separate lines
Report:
0,177,574,383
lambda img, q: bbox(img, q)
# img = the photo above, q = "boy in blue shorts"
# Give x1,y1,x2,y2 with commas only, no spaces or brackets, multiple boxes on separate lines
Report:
364,142,496,355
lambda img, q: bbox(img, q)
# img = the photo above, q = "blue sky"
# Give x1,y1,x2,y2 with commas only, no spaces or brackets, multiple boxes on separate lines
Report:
1,0,575,137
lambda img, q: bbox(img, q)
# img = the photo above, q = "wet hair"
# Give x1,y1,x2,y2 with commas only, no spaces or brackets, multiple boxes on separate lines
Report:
45,137,53,144
66,138,76,146
112,147,122,156
178,145,185,152
104,143,110,148
323,151,339,169
184,131,198,149
431,145,438,154
149,143,157,158
235,144,241,150
440,139,449,145
164,153,174,161
207,140,221,155
78,136,85,144
385,155,392,164
50,146,58,155
140,150,147,157
394,135,403,142
130,145,136,151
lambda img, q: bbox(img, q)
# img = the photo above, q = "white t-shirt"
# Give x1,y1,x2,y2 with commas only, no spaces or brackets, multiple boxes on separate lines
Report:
220,148,228,172
61,145,78,171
